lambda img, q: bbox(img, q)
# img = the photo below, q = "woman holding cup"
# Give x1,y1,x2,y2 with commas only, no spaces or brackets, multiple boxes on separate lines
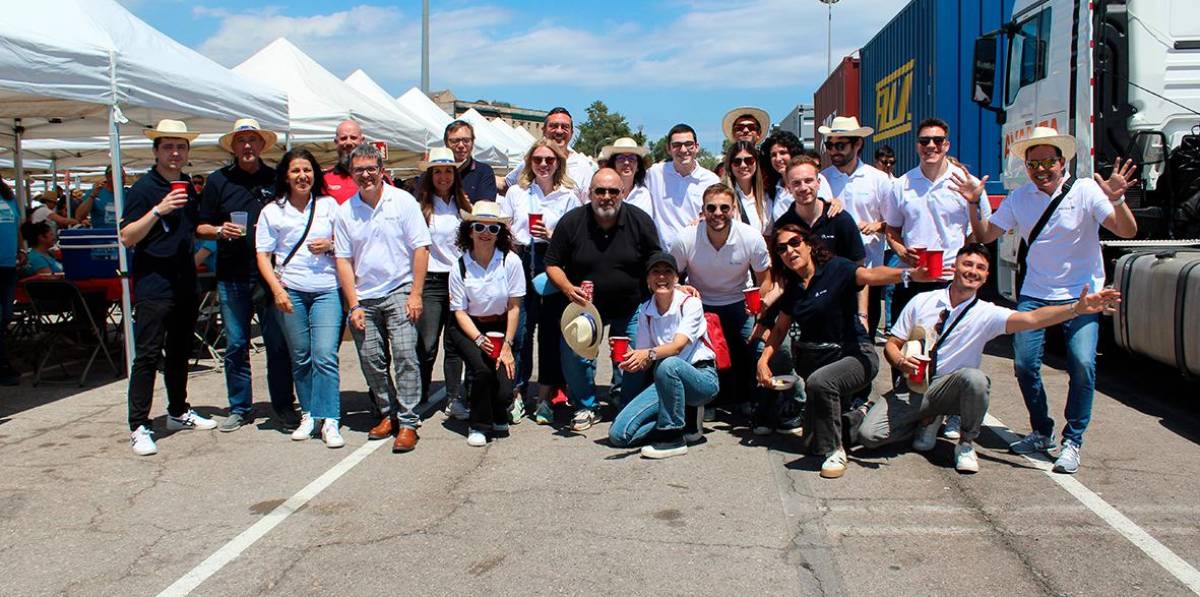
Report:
448,202,525,446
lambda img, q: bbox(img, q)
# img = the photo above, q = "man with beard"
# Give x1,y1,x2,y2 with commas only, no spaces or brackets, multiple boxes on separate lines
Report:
324,119,366,204
546,169,660,431
503,107,596,201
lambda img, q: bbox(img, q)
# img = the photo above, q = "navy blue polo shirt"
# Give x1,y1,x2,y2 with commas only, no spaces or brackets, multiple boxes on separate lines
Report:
776,256,869,352
773,201,866,262
199,161,276,282
459,158,498,203
120,167,198,301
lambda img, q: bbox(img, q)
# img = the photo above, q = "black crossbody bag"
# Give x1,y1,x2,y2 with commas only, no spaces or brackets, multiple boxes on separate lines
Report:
1015,180,1073,296
253,199,316,304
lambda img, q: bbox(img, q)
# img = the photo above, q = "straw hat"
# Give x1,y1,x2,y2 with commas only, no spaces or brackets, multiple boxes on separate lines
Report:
722,107,771,142
817,116,874,138
1008,126,1077,161
598,137,650,168
900,325,930,394
143,119,198,141
460,200,511,225
218,118,278,153
561,301,604,360
419,147,462,171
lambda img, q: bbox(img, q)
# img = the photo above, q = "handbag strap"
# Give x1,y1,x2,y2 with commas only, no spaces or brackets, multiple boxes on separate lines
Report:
1016,179,1074,295
928,297,978,379
278,195,317,271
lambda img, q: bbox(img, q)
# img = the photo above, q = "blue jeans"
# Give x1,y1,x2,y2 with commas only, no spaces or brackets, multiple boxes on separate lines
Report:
277,288,342,421
560,310,638,410
218,280,295,417
608,357,719,447
881,252,901,333
1013,295,1100,446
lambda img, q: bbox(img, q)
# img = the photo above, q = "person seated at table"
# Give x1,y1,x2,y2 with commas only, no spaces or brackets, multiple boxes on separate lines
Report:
29,190,77,232
194,238,217,272
19,222,62,277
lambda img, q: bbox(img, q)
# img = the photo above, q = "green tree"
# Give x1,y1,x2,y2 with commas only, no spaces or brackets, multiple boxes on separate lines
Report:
574,100,645,158
650,133,719,170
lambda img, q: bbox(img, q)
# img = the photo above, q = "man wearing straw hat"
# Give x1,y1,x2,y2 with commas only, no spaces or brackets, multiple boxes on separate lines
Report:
120,119,217,456
722,106,770,145
951,126,1137,473
196,118,296,433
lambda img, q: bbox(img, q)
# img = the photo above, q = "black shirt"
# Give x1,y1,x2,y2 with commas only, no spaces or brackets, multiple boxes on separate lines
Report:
545,203,661,319
777,256,868,353
199,161,276,282
773,200,866,262
459,159,498,203
120,167,198,301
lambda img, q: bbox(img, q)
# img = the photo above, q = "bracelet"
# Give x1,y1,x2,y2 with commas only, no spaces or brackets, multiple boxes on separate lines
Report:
474,334,486,347
1069,301,1082,317
349,304,364,313
967,199,980,206
151,208,162,219
1110,197,1126,207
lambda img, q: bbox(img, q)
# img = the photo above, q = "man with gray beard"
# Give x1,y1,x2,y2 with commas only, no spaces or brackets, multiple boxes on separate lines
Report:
324,119,366,204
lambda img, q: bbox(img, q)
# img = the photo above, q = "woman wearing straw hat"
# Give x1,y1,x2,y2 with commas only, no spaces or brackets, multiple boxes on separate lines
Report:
721,141,770,234
598,137,652,215
414,147,472,418
448,202,525,446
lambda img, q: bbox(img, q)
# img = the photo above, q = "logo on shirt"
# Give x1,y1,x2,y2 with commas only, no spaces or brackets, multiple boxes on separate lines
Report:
813,289,829,298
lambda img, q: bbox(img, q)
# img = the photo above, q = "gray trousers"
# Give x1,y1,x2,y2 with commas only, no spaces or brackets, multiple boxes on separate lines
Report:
858,368,990,448
802,348,879,456
350,284,421,428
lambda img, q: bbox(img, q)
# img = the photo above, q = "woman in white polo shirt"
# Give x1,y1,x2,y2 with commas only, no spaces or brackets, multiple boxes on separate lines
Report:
414,147,472,418
722,141,770,234
448,202,525,446
255,148,343,448
598,137,652,215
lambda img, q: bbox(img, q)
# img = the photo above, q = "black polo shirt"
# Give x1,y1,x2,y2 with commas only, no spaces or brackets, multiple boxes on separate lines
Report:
773,200,865,262
199,161,276,282
545,203,661,319
459,158,498,203
777,256,868,352
120,167,198,301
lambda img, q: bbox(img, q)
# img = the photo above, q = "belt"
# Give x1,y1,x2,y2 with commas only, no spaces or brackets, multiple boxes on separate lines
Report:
693,359,715,369
473,313,505,324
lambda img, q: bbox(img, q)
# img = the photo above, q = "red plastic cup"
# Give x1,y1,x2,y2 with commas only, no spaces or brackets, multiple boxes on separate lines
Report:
528,212,543,230
486,332,505,359
743,286,762,315
910,246,927,265
908,355,931,384
924,249,944,278
609,336,630,362
169,180,189,193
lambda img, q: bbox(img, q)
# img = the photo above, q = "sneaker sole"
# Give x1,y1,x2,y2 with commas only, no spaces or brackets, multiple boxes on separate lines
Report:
1052,464,1078,474
819,467,845,479
641,446,688,459
775,427,804,437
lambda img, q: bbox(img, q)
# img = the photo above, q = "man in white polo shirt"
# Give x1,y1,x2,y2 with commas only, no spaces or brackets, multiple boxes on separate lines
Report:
952,127,1137,474
333,143,433,454
503,107,596,201
670,183,771,422
646,123,721,251
857,244,1120,474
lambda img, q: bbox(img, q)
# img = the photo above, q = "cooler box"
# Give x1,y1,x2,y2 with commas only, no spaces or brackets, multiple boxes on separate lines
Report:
59,228,120,280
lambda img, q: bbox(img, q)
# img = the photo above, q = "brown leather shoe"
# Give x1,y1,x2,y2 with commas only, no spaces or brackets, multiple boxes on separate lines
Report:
392,427,419,452
367,417,394,440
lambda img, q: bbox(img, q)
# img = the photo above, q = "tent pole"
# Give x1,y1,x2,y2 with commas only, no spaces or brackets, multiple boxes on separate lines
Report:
108,51,134,376
13,119,26,223
51,157,60,217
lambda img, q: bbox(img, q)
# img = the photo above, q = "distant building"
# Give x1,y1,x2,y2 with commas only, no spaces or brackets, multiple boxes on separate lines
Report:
429,89,548,137
773,104,816,152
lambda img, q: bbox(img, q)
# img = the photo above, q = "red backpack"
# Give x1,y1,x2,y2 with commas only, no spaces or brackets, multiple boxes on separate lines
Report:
645,296,732,370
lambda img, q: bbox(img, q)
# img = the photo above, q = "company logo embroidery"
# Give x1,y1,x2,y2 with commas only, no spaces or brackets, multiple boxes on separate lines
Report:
874,59,914,142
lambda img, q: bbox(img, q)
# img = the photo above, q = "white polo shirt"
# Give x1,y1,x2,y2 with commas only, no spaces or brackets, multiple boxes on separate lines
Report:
426,195,463,274
891,288,1015,377
645,161,720,250
624,184,652,216
885,164,991,279
822,161,893,267
449,249,526,317
500,183,581,246
670,221,770,306
636,289,715,365
735,186,767,234
989,175,1115,301
505,149,597,203
333,185,432,300
255,195,339,293
768,175,834,223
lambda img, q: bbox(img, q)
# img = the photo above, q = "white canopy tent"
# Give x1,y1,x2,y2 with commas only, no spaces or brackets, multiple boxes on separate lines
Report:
512,124,538,146
489,117,533,156
457,109,523,168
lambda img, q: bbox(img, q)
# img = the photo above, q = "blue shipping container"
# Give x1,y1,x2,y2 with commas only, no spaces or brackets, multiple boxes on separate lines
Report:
858,0,1013,193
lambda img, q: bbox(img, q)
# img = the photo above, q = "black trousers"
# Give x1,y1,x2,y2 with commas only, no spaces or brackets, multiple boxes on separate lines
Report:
449,317,513,428
127,294,198,431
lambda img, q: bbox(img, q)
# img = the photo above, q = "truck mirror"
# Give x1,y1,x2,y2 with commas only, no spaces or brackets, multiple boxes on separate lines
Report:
972,36,998,106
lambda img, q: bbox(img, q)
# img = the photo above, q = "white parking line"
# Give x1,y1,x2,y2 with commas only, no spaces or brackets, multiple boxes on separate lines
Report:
157,389,446,597
985,413,1200,594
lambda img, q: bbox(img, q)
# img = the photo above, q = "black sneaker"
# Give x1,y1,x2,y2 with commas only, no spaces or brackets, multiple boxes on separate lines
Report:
640,429,688,459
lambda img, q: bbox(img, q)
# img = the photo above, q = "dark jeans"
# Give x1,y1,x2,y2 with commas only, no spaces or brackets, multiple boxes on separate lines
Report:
127,295,197,431
0,267,15,373
218,280,295,418
449,317,513,428
801,345,879,455
515,244,564,391
417,272,463,402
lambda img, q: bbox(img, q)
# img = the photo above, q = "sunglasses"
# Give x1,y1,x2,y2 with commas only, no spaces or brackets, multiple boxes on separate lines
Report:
532,155,558,165
917,136,947,146
471,223,502,234
733,122,760,133
593,187,621,198
824,141,852,151
704,203,734,213
730,156,756,167
613,154,640,163
879,159,896,166
1025,158,1060,170
774,237,805,253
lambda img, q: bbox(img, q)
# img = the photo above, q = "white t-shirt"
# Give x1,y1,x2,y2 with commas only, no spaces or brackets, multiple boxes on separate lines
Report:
624,184,652,215
670,221,770,306
505,149,597,203
822,161,893,267
885,164,991,279
500,183,581,246
333,185,433,300
989,175,1115,301
636,289,716,365
425,195,463,274
891,288,1015,378
255,195,339,293
449,249,526,317
735,186,766,234
645,161,720,251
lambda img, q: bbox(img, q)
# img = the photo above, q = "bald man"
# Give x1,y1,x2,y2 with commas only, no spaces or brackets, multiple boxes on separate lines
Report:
324,120,365,204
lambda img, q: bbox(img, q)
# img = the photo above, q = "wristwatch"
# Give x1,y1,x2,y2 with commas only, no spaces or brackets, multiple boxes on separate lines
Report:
900,268,912,288
474,334,486,347
648,348,658,361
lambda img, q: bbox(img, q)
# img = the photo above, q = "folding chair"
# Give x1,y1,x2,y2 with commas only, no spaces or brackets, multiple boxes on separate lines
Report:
22,278,121,386
192,272,224,371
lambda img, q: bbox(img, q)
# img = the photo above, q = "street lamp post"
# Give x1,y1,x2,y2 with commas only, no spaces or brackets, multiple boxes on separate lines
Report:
421,0,430,93
818,0,840,75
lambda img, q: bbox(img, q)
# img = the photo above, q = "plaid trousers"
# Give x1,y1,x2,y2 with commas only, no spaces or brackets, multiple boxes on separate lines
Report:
351,284,421,428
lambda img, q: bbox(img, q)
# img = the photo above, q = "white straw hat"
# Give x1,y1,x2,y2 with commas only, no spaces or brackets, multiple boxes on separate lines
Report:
1008,126,1077,161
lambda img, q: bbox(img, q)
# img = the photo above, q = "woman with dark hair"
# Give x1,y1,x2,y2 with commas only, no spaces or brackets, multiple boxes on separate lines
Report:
598,137,652,214
255,148,344,448
448,202,525,446
0,178,19,384
19,221,61,276
722,141,769,233
414,147,472,416
756,223,930,479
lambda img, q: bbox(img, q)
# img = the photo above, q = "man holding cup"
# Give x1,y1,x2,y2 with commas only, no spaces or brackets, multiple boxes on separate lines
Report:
197,118,296,432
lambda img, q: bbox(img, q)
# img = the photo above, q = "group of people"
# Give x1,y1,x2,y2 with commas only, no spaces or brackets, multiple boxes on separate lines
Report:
5,103,1134,478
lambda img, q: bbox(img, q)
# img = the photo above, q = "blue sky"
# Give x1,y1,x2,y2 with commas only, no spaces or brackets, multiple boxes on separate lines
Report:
121,0,910,152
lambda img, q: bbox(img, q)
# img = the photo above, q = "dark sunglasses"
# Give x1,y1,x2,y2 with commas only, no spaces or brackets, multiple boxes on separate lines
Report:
593,187,621,198
824,141,851,151
774,237,805,253
532,156,558,165
733,122,760,132
704,203,733,213
471,223,502,234
917,136,947,146
730,156,756,167
1025,158,1060,170
879,159,896,166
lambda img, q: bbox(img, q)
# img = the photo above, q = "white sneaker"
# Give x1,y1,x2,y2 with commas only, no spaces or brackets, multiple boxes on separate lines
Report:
820,447,847,479
912,416,943,452
321,419,344,449
1053,440,1081,474
467,428,487,447
1010,430,1057,455
942,415,961,440
166,409,217,431
291,413,315,441
955,441,979,473
130,426,157,456
447,398,471,421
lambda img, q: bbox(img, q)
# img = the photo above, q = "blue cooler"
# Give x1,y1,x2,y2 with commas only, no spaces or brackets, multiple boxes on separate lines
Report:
59,228,120,280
